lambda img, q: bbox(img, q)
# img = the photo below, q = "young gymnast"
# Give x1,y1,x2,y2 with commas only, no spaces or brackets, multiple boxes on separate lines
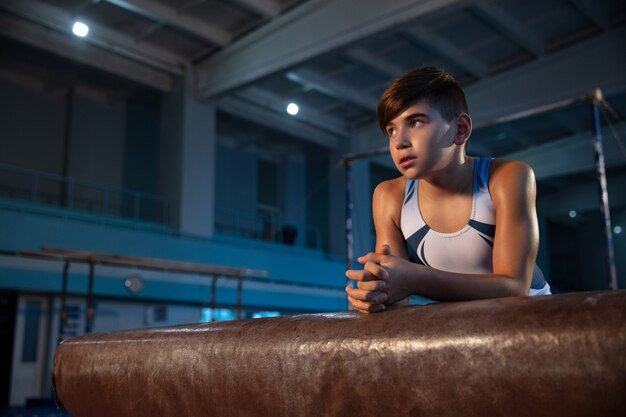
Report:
345,67,551,314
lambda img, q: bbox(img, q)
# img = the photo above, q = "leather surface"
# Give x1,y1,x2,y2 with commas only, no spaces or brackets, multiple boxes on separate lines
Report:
53,290,626,417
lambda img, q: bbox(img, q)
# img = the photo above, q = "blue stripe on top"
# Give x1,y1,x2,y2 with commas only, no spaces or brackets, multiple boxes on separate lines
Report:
406,224,429,264
404,180,416,205
473,156,491,192
468,219,496,238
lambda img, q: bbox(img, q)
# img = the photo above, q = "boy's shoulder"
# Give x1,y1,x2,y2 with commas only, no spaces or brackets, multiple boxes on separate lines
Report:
489,158,535,182
373,176,406,214
374,176,406,197
373,176,406,223
488,158,536,199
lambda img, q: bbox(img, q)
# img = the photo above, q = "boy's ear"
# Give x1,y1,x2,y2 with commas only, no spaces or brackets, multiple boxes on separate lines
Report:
454,113,472,145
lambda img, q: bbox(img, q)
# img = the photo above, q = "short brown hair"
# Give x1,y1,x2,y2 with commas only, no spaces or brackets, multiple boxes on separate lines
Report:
377,67,468,133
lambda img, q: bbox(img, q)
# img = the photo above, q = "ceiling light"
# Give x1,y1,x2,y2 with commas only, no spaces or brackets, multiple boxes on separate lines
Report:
72,21,89,37
569,210,577,218
614,225,622,235
286,103,299,115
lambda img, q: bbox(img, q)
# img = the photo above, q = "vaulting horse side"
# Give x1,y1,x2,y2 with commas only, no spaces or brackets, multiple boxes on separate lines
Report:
53,291,626,417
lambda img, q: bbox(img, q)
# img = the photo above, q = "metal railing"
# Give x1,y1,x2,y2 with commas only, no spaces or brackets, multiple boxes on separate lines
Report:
0,163,169,225
0,164,324,251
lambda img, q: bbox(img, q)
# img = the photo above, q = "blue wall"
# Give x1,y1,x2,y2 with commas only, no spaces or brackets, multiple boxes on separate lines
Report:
0,200,347,312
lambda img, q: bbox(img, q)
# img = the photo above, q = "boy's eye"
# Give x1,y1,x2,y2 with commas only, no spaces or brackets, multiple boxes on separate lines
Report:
386,127,396,137
409,119,423,128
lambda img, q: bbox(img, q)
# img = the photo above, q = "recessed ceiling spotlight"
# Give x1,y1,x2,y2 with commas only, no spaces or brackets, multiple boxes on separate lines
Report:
614,225,622,235
569,210,577,218
286,102,299,115
72,21,89,37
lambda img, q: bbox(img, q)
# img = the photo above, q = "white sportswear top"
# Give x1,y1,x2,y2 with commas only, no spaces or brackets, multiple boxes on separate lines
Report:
400,157,551,296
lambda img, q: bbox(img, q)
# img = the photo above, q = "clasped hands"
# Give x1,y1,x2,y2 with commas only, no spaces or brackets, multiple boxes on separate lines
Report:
345,245,413,314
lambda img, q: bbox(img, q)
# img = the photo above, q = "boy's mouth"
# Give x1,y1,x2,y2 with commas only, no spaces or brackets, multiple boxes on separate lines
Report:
398,155,417,167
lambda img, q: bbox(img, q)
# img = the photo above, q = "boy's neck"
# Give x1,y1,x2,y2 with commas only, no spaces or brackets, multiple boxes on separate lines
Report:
419,153,473,196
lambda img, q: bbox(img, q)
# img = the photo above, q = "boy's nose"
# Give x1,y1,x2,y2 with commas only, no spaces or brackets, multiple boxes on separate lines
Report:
394,131,411,149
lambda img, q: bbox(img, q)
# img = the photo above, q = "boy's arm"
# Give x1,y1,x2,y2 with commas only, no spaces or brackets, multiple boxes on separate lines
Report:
372,180,411,305
372,179,410,261
349,160,539,304
403,160,537,300
345,178,409,313
490,160,538,294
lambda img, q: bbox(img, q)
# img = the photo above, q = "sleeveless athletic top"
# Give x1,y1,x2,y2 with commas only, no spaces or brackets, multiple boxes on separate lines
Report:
400,157,551,296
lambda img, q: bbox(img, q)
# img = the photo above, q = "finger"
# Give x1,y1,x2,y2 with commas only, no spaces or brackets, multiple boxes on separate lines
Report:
345,268,381,282
347,294,366,313
358,252,384,265
347,295,386,313
347,296,368,314
364,261,388,280
357,280,388,291
357,252,374,264
345,286,388,303
347,295,382,314
349,301,369,314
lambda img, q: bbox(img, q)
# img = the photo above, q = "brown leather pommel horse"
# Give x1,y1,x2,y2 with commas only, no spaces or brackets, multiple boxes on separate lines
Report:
53,291,626,417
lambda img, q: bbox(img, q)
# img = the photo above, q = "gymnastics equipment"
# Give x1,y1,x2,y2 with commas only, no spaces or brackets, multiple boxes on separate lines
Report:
53,290,626,417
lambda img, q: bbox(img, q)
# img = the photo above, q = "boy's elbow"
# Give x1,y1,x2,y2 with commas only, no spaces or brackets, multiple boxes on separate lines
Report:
508,276,530,297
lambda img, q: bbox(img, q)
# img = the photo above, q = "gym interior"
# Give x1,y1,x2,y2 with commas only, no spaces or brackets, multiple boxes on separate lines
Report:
0,1,625,415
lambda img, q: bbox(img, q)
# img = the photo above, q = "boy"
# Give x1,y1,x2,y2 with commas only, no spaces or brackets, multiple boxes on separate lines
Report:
345,67,551,314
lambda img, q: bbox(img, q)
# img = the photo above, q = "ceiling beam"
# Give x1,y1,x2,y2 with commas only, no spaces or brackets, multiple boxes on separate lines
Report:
0,13,172,92
238,86,350,137
465,26,626,126
567,0,610,32
218,96,340,149
345,47,405,79
105,0,233,46
345,26,626,160
402,26,488,79
503,122,626,181
0,0,185,74
196,0,467,98
472,0,544,56
177,0,210,13
286,69,379,110
230,0,282,18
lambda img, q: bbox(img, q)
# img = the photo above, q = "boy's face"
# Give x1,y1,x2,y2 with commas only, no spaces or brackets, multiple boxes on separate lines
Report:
384,100,456,179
